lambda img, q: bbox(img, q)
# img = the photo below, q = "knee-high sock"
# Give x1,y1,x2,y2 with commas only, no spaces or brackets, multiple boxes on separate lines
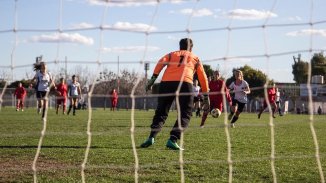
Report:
42,107,46,118
67,105,72,114
200,112,209,126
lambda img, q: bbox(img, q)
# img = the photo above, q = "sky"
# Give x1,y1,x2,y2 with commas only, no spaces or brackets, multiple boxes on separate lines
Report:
0,0,326,84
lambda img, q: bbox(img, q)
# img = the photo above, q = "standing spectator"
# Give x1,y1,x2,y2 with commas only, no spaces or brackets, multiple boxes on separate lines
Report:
318,106,322,115
258,83,277,119
280,89,289,114
110,88,118,111
32,62,56,118
228,70,251,128
55,78,68,114
14,82,27,111
67,75,81,116
275,87,283,116
193,79,201,117
140,38,209,150
200,71,232,127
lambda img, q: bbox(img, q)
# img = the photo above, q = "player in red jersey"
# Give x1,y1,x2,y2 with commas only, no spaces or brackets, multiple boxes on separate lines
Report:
55,78,68,114
200,71,232,127
14,82,27,111
258,83,277,119
140,38,209,150
110,88,118,111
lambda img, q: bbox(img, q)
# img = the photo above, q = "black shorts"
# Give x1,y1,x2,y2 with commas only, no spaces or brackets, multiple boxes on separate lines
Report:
36,91,47,99
231,98,246,113
194,96,200,103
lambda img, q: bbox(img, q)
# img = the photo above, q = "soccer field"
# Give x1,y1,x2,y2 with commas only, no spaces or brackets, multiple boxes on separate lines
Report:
0,108,325,182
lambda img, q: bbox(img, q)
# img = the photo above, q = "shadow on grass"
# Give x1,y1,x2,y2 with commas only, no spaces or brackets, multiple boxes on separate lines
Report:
0,145,105,149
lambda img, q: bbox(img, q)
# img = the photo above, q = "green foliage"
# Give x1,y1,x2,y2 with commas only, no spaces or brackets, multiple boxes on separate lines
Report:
292,52,326,84
226,65,267,98
8,79,31,88
0,80,6,88
194,64,214,83
0,109,325,182
311,52,326,77
292,58,308,84
203,64,214,77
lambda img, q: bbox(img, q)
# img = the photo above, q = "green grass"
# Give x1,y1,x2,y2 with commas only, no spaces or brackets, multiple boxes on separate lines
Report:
0,107,325,183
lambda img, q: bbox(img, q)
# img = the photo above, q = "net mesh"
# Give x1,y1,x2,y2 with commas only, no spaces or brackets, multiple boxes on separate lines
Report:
0,0,325,183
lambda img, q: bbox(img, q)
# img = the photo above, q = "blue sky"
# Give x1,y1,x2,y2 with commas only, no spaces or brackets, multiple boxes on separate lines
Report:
0,0,326,83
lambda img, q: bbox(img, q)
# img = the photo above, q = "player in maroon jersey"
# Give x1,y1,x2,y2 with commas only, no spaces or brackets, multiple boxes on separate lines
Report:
200,71,232,127
258,83,277,119
14,82,27,111
110,88,118,111
55,78,68,114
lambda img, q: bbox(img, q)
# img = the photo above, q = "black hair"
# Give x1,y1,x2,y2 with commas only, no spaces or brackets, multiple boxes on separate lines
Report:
33,62,45,71
179,38,193,51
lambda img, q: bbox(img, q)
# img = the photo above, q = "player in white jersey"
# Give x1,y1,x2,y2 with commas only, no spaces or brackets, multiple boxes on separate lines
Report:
193,79,202,117
275,87,283,116
67,75,81,115
228,70,250,128
32,62,56,118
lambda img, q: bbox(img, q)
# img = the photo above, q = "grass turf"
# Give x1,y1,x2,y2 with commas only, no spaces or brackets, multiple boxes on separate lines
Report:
0,107,325,182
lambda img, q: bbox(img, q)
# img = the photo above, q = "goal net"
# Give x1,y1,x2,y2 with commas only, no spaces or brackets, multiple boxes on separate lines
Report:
0,0,325,182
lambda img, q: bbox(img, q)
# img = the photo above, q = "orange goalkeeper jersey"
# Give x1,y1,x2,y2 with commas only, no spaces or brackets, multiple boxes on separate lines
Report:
153,50,209,92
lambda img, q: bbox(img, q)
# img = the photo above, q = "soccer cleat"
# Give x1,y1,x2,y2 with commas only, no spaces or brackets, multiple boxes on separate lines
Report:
166,139,184,150
140,137,154,148
16,108,19,111
21,109,24,112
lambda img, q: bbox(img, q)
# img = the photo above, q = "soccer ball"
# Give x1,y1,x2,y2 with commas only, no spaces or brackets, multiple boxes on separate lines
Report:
211,108,221,118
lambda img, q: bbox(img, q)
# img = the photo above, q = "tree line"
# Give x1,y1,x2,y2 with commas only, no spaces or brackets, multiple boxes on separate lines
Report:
1,52,325,100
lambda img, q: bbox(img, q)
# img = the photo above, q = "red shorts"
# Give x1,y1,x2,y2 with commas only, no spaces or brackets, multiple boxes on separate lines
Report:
57,97,67,105
263,100,275,108
210,100,223,112
111,100,118,107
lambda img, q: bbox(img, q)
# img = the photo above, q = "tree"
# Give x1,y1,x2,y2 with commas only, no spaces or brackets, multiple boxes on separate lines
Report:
226,65,268,98
193,64,214,84
292,54,308,84
311,52,326,77
291,53,326,84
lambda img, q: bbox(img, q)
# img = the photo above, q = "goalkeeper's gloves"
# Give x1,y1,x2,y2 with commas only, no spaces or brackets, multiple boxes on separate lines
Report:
202,94,210,112
146,74,158,91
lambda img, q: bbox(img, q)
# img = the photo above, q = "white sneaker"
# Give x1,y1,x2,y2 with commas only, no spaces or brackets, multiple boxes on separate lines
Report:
21,109,24,112
16,109,19,111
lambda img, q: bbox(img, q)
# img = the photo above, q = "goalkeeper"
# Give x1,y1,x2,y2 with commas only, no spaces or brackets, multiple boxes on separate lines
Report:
140,38,209,150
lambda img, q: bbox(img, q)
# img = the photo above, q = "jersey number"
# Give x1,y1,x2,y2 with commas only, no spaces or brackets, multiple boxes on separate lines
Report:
178,56,185,67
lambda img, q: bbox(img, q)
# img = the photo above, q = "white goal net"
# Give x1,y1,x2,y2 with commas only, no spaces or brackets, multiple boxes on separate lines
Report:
0,0,325,183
